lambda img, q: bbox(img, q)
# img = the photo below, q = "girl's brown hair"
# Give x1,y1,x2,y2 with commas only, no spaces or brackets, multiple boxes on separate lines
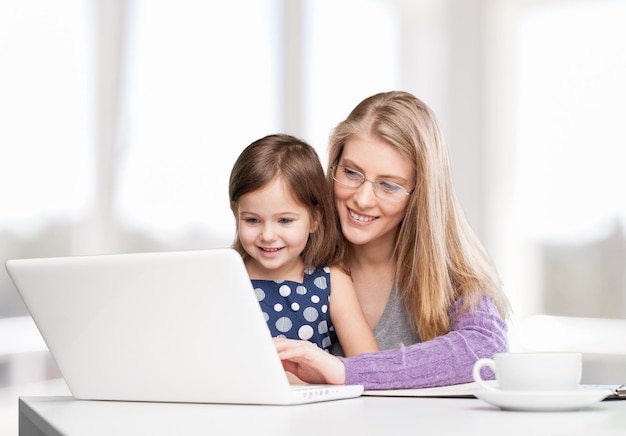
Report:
229,134,340,268
327,91,511,340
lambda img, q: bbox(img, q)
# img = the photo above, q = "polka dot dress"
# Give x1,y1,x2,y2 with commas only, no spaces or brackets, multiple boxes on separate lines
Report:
252,266,336,351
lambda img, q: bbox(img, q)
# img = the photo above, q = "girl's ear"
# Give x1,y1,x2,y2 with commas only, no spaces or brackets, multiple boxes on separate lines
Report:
309,206,322,233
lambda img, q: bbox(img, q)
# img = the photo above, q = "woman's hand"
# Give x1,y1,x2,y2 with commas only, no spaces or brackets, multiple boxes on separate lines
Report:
274,338,347,385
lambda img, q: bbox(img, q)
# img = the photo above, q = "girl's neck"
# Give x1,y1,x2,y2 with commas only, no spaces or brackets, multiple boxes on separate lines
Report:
244,257,305,282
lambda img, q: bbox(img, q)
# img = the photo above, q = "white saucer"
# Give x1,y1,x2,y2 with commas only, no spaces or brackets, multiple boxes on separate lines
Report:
473,387,612,412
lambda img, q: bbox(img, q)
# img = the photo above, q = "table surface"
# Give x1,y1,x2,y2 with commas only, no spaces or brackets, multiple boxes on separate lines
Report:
19,394,626,436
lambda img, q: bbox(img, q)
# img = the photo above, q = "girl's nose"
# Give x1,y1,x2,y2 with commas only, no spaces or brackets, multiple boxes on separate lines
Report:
260,224,277,241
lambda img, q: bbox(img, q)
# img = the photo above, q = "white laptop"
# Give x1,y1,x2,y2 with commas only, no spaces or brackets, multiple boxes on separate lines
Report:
6,248,363,405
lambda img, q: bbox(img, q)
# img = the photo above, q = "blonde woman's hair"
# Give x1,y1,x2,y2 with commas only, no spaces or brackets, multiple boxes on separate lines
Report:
229,134,340,268
327,91,511,341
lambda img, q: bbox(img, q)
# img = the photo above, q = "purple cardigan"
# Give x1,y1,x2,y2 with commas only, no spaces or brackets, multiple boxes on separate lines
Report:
341,296,508,390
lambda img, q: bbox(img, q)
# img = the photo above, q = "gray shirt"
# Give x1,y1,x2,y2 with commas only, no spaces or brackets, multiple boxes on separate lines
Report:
331,285,421,356
373,285,421,350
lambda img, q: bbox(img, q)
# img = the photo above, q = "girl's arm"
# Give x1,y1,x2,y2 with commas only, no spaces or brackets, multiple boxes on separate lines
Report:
328,266,379,356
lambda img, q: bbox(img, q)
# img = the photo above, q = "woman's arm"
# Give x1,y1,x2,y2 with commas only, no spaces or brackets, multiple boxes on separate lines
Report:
275,296,507,389
328,266,379,356
342,296,507,389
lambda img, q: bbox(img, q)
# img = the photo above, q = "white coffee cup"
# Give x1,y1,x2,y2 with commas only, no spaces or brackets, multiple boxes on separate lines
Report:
472,352,582,392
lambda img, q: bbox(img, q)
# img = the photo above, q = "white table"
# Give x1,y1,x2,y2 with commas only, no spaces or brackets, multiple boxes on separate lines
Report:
19,395,626,436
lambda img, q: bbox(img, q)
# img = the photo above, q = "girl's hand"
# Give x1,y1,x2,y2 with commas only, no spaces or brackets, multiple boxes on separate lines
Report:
274,338,346,385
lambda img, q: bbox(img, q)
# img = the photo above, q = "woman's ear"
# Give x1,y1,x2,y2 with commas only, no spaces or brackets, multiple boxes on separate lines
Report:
309,206,322,233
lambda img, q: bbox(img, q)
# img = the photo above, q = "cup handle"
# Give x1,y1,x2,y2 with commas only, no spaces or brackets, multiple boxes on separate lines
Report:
472,358,498,391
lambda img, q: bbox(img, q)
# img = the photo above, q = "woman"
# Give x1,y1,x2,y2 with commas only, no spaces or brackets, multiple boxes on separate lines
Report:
275,91,511,390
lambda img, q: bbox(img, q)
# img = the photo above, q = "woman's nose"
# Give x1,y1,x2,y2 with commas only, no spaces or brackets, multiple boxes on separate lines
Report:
353,180,378,208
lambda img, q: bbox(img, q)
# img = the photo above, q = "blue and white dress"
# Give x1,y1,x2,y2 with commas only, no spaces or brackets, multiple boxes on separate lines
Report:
252,266,335,351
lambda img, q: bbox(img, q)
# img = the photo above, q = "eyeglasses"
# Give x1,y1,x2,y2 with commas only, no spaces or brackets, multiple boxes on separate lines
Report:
332,165,413,202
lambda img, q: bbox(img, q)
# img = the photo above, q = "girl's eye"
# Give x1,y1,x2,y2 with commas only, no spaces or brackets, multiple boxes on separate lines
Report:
278,218,293,224
244,218,260,224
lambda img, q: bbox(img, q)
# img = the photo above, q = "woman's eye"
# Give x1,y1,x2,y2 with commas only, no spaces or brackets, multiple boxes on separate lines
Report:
343,167,362,179
378,181,402,193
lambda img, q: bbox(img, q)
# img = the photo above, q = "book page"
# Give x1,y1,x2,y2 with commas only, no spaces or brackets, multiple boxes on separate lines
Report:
362,380,497,398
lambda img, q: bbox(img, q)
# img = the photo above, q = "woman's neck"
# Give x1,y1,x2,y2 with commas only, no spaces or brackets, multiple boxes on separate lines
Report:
348,239,396,330
349,237,396,281
349,236,395,270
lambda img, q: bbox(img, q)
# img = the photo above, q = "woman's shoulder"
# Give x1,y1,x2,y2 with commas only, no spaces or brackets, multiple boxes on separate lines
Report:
449,294,508,331
450,289,511,323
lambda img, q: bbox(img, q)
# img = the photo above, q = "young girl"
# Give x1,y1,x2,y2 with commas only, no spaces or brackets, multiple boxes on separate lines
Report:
228,134,378,357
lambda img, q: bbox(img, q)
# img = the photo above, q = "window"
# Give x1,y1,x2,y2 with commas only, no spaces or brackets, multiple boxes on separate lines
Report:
0,0,398,315
0,1,92,317
117,0,280,247
510,0,626,319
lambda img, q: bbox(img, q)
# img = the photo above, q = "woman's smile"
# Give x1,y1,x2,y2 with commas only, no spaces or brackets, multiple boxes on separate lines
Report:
348,208,377,223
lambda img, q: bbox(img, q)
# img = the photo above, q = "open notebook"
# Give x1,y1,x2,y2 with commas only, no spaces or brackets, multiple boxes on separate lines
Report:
6,248,363,405
363,380,626,399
